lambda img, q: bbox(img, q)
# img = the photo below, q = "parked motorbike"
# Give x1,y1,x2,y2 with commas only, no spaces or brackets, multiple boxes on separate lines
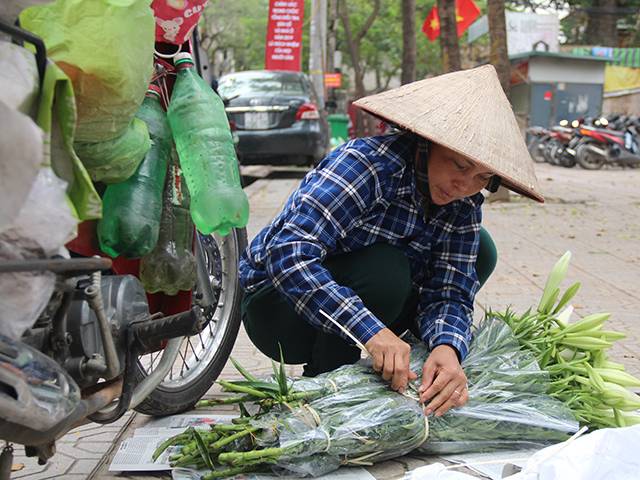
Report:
526,122,577,168
527,115,640,170
542,122,577,168
0,20,245,475
526,125,549,163
575,121,640,170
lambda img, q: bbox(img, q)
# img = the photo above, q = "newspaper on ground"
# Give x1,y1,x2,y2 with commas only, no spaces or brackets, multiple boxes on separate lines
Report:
109,414,235,471
440,450,536,480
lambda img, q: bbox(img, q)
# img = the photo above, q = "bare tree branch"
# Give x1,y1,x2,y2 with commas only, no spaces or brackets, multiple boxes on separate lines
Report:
355,0,381,43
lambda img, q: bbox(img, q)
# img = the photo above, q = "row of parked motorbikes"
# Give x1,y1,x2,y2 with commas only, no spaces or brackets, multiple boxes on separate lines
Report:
526,114,640,169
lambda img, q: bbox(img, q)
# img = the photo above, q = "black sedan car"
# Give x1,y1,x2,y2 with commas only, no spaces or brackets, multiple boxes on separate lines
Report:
218,70,330,166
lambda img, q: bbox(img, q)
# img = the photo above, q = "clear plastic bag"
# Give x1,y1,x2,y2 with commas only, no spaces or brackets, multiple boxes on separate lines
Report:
271,318,578,459
0,255,54,340
0,166,76,256
0,166,76,339
416,317,579,454
242,388,428,477
167,319,579,477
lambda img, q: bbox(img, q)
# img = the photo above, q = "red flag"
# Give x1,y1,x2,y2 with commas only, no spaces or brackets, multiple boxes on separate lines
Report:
421,0,481,42
455,0,481,37
422,6,440,42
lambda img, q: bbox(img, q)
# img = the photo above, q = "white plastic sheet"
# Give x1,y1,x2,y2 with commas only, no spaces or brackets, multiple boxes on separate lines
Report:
509,424,640,480
0,101,42,231
405,463,478,480
406,425,640,480
0,41,39,115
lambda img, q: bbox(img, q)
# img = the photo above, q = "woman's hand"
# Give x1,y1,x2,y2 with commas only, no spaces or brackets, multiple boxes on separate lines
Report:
419,344,468,416
365,328,417,393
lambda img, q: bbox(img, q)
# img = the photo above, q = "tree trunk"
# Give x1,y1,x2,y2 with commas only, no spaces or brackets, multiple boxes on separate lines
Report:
338,0,381,136
598,0,619,47
487,0,510,95
438,0,461,72
487,0,511,202
585,0,619,47
401,0,416,85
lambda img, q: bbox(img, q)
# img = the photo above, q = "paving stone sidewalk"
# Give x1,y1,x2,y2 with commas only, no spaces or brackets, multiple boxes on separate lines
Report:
12,163,640,479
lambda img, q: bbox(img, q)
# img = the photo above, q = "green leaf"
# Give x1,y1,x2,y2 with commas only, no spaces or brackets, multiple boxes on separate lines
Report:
553,282,581,314
230,356,259,382
152,430,188,462
224,380,281,392
193,428,214,470
277,343,289,396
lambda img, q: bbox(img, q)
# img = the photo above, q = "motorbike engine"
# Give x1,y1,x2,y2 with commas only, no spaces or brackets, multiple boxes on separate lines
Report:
64,275,149,388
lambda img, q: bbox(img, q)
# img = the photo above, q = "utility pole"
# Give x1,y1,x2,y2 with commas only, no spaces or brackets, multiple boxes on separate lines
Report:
309,0,327,109
327,0,337,72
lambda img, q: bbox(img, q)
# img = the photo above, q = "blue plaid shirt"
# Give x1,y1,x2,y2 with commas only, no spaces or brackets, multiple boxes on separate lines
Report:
239,132,484,360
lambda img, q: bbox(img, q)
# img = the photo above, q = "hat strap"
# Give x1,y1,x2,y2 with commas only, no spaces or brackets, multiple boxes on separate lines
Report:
486,175,502,193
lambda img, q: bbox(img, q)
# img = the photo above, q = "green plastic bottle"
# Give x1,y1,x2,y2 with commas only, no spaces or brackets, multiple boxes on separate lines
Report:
167,52,249,236
139,156,197,295
97,86,170,258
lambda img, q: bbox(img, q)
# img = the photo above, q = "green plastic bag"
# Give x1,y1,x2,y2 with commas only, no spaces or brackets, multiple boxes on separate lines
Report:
36,61,102,220
20,0,155,143
74,118,151,184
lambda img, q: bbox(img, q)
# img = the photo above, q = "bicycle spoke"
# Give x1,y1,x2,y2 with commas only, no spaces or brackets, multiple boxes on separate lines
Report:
178,345,190,378
187,336,200,362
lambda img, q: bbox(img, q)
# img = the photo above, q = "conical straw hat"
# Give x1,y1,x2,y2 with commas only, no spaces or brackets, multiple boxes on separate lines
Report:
354,65,544,203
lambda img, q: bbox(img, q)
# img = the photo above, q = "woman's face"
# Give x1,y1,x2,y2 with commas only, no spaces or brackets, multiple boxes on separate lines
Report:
427,142,494,205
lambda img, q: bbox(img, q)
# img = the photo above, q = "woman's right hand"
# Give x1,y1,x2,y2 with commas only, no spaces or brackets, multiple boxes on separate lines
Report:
365,328,417,393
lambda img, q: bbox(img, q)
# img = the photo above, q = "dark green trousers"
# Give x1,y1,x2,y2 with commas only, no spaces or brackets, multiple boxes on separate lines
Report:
242,227,497,376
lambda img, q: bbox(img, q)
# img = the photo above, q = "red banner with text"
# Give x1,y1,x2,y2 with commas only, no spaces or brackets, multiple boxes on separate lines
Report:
265,0,304,71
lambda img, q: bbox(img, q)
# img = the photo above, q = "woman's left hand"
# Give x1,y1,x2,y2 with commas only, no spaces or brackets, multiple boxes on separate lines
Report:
418,344,468,416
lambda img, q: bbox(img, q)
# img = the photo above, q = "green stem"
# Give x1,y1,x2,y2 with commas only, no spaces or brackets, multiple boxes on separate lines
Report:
212,423,253,432
210,426,260,451
218,380,269,398
218,447,284,466
172,452,198,467
201,465,259,480
197,396,252,406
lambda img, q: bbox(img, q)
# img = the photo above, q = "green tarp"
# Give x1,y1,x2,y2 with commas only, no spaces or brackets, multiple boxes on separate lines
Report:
572,47,640,68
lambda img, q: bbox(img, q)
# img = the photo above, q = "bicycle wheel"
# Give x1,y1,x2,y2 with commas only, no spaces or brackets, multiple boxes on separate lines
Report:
134,227,247,416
